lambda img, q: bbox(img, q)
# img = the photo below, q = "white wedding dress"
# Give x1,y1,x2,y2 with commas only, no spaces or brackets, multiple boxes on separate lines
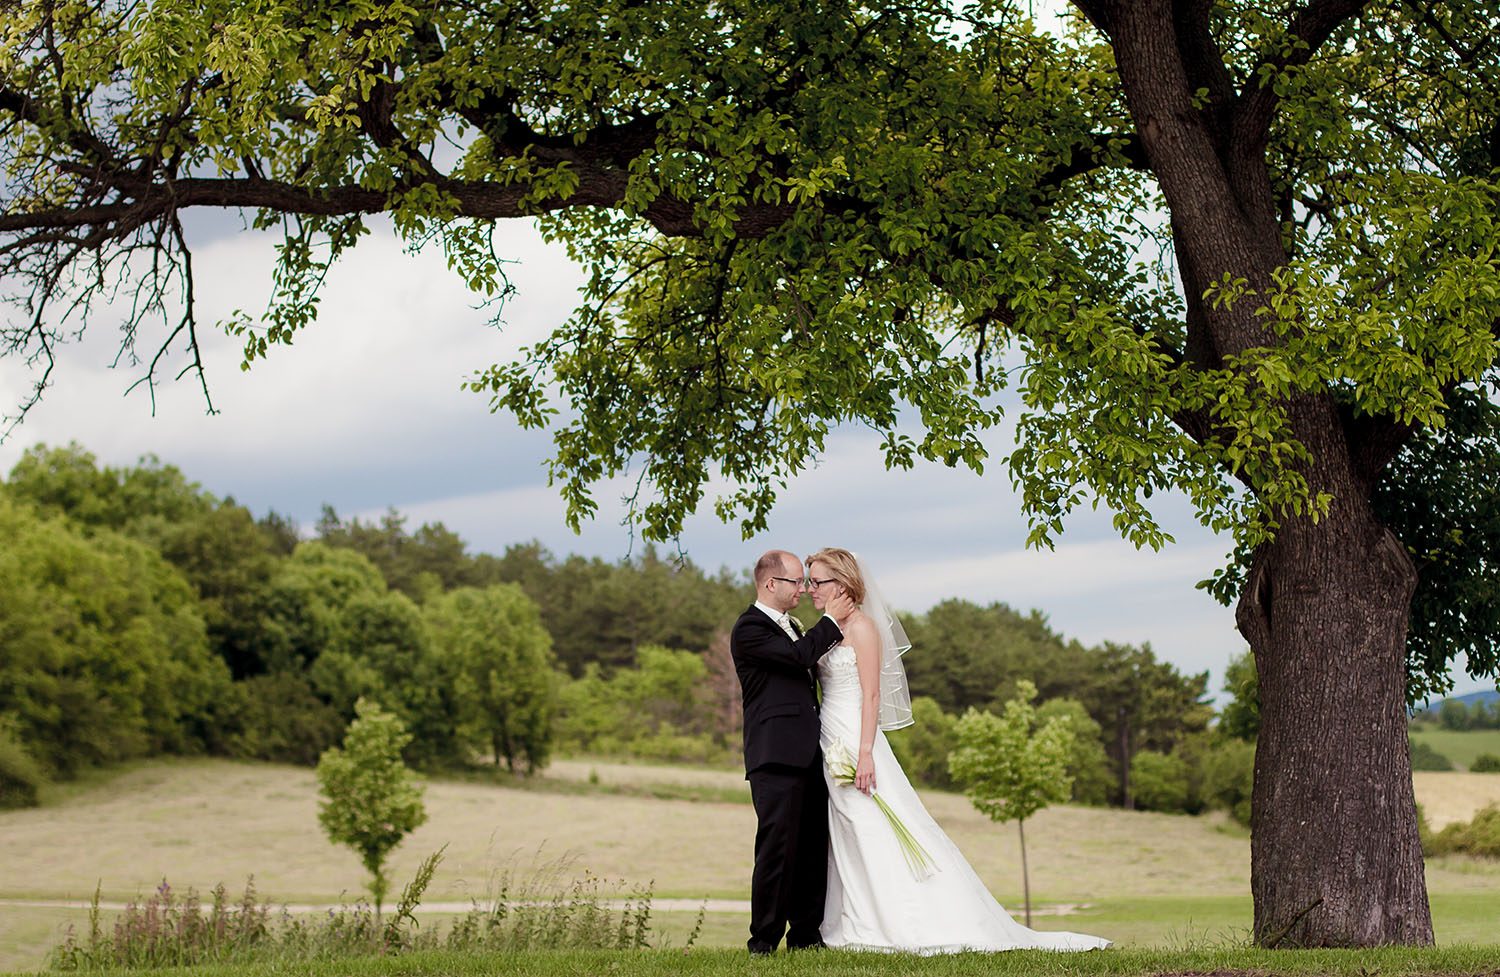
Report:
817,644,1112,953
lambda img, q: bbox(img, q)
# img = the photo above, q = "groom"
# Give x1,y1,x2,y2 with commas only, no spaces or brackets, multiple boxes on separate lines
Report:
731,549,854,955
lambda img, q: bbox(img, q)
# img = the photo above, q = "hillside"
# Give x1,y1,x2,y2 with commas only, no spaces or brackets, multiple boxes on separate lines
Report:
1408,729,1500,772
1,758,1495,971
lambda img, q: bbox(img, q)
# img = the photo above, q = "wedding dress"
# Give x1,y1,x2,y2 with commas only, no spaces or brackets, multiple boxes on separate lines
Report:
817,643,1112,953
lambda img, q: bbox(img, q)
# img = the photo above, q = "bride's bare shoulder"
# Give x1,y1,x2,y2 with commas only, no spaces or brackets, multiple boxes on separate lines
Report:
845,611,880,647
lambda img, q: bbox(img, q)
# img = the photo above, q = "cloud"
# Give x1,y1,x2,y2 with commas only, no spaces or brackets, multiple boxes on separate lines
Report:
0,217,582,512
371,431,1245,689
8,218,1481,703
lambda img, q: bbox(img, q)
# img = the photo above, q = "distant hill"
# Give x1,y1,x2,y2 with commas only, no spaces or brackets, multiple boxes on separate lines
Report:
1412,687,1498,717
1441,689,1499,709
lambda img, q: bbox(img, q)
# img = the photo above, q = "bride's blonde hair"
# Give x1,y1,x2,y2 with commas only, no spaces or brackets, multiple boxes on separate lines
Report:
805,547,865,604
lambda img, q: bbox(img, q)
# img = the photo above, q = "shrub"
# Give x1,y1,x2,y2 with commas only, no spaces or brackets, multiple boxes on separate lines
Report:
1129,750,1189,812
1036,697,1112,805
223,673,345,765
1200,737,1255,825
1470,752,1500,773
551,646,722,765
0,720,48,809
1409,739,1454,771
626,727,730,764
887,696,959,790
1438,699,1472,731
0,498,231,775
1170,733,1213,815
1425,803,1500,858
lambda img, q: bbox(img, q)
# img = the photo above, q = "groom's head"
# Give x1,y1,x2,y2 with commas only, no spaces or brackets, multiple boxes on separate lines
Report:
754,549,805,613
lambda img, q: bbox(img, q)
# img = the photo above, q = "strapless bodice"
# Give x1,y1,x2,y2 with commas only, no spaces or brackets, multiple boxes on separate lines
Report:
817,645,864,742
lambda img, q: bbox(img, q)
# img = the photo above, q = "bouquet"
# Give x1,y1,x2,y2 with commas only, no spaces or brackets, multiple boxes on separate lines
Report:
824,740,936,880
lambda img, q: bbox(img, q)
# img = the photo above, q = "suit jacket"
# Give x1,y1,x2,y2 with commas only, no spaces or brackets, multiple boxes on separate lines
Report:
730,604,843,775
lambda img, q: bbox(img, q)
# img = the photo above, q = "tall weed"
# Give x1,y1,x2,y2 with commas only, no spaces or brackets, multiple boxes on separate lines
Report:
52,879,273,969
50,850,700,970
440,852,682,952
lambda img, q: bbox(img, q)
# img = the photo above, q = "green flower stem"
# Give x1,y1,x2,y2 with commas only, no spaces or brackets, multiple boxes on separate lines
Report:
825,740,937,879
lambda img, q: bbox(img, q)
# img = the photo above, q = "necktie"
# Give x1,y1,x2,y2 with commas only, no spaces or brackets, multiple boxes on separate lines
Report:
776,613,799,641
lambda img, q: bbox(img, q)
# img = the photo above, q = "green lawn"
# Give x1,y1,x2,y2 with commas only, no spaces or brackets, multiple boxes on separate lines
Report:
14,946,1500,977
1409,727,1500,771
653,894,1498,951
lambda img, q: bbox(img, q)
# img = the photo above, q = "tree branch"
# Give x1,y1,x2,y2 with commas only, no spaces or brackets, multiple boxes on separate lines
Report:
0,167,795,240
1172,0,1238,110
1068,0,1115,37
1035,132,1149,189
1233,0,1373,155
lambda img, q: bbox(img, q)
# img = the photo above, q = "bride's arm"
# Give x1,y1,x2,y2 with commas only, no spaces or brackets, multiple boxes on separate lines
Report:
848,613,882,795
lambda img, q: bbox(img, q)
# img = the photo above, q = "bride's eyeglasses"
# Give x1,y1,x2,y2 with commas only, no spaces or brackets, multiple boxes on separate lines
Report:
806,578,838,591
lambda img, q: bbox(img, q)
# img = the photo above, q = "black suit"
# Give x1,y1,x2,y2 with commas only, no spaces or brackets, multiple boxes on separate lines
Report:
730,603,843,953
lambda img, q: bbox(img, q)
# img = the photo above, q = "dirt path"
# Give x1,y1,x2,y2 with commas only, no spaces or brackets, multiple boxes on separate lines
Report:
0,897,1089,916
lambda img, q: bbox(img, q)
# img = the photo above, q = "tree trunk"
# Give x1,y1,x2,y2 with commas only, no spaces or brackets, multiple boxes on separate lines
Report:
1237,506,1432,947
1018,817,1031,928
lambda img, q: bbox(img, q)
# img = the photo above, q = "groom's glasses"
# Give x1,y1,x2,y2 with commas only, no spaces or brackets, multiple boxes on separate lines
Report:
770,575,838,590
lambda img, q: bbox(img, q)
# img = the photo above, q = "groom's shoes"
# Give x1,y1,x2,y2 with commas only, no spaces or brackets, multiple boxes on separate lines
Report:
747,942,776,956
787,939,827,951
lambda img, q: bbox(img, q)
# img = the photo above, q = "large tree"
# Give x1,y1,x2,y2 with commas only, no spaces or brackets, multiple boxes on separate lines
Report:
3,0,1499,947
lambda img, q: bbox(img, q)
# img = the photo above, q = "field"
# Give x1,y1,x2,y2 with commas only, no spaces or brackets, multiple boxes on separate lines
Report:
1409,727,1500,772
1,758,1497,973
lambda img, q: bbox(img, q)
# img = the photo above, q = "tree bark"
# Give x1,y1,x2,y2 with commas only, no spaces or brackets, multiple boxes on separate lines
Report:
1236,496,1432,947
1117,712,1133,809
1100,0,1433,945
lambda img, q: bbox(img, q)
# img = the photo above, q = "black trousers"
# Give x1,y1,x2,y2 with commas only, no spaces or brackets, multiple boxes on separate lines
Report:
746,760,829,952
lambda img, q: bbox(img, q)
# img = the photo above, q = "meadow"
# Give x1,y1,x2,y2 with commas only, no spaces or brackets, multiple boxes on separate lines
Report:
1,758,1497,973
1409,728,1500,771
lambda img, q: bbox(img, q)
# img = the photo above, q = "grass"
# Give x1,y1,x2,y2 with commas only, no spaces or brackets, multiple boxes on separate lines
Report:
0,909,79,976
0,757,1261,904
10,945,1500,977
2,757,1497,973
443,757,751,805
1409,728,1500,772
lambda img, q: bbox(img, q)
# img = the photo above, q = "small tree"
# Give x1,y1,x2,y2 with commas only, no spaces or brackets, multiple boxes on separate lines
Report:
316,698,427,918
948,680,1073,926
427,584,555,773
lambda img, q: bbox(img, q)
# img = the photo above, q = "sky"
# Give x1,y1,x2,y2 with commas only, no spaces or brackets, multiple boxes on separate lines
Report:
0,215,1490,703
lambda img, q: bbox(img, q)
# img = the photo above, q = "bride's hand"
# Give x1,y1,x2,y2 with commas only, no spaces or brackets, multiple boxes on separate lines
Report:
855,749,875,795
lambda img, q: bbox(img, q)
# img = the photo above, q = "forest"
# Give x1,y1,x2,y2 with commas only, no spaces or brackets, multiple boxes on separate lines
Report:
1,443,1247,819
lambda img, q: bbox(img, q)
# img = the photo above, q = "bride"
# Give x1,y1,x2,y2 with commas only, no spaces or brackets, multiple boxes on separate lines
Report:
804,547,1111,953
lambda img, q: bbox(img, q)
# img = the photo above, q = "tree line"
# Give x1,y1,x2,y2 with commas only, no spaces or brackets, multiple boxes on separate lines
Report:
2,443,1228,816
1410,698,1500,732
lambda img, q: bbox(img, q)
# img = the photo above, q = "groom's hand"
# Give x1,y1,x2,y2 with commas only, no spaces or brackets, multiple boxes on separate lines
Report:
826,589,855,623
